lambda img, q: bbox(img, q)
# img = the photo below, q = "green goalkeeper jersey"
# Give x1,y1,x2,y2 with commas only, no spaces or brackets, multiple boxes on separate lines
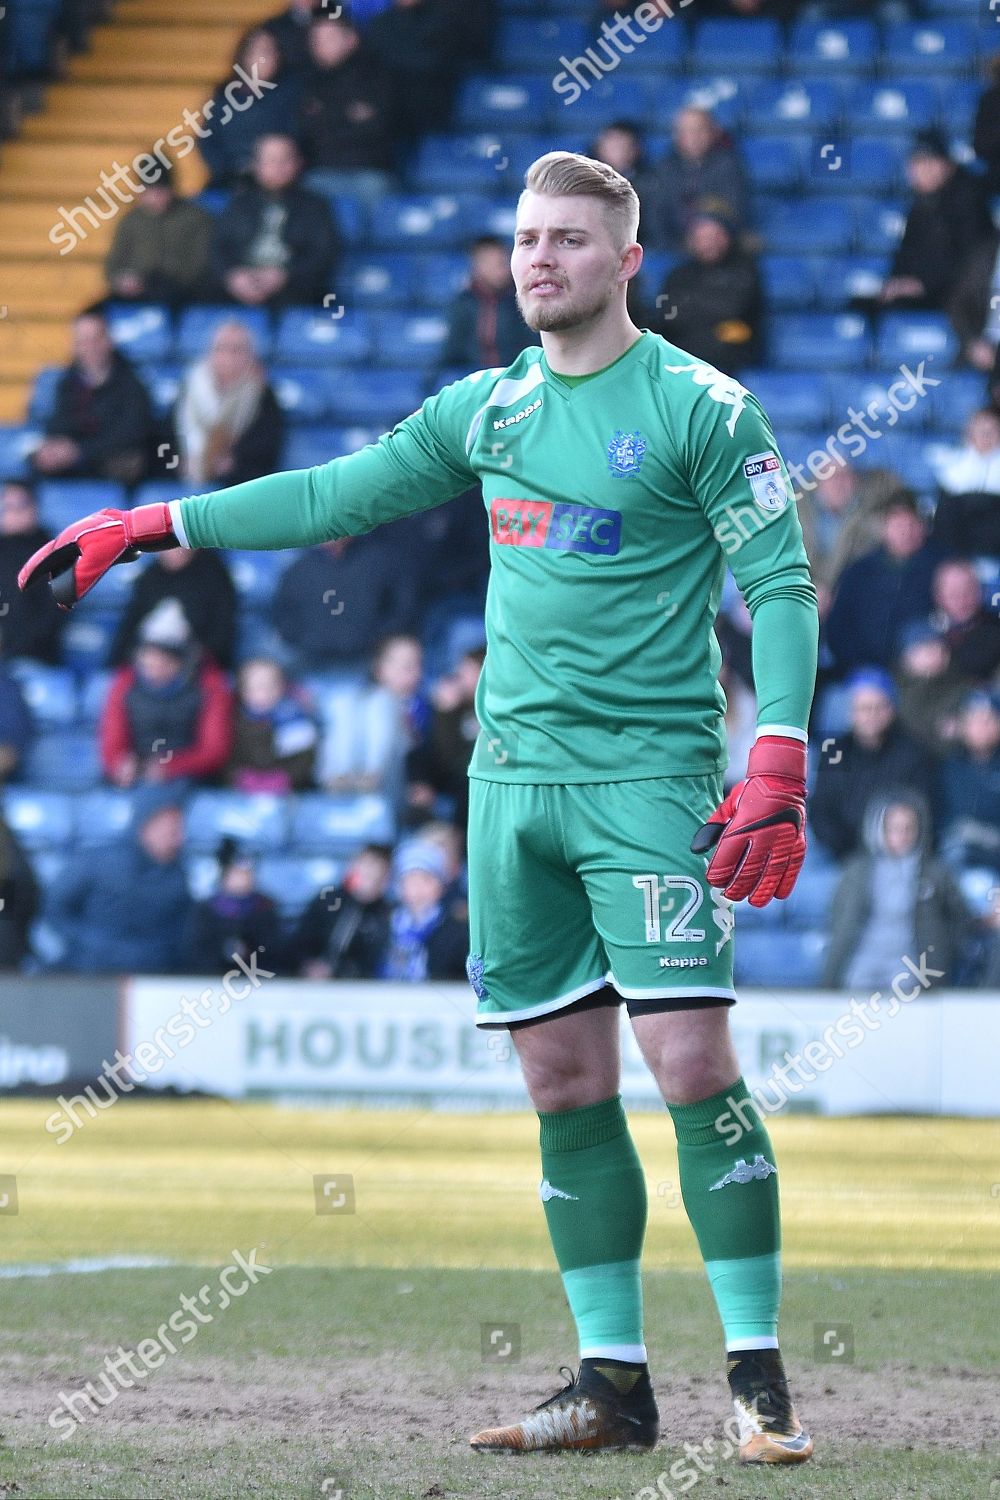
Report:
172,330,818,785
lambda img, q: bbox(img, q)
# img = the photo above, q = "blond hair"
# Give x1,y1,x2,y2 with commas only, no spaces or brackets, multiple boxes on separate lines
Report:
522,150,640,251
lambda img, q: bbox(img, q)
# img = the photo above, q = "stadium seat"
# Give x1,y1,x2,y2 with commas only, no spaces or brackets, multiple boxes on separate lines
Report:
175,307,272,361
0,426,43,482
851,197,906,254
473,199,519,241
325,371,424,426
36,480,127,534
273,310,372,366
370,193,471,250
768,314,870,370
783,860,839,929
74,788,138,846
495,16,589,70
690,19,782,73
924,370,989,432
79,670,114,724
1,788,75,849
411,252,471,309
865,432,936,490
844,80,939,133
289,792,395,854
273,368,331,424
255,854,342,918
225,550,294,606
881,22,976,76
341,251,418,309
282,427,344,471
614,15,686,71
374,314,448,369
27,366,61,424
104,303,172,361
6,661,77,726
455,74,553,131
411,133,514,193
734,929,827,987
787,20,879,74
21,730,101,792
184,791,290,853
138,362,184,420
755,199,853,254
814,136,906,195
548,73,657,129
59,613,121,674
759,256,817,311
938,79,981,138
875,312,958,368
744,136,806,192
742,370,829,429
742,79,844,134
814,254,888,310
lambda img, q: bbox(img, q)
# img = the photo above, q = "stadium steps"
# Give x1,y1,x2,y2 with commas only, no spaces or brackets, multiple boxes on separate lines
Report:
0,0,260,420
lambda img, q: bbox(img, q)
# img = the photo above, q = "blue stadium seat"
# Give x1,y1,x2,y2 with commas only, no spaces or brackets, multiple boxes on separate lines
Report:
495,16,589,69
273,368,331,423
36,480,126,534
755,199,853,254
473,198,518,241
21,730,101,792
783,860,839,929
342,251,417,309
745,136,806,192
411,133,516,192
455,74,553,131
787,20,879,74
743,370,829,429
1,788,75,850
851,197,906,254
290,792,395,854
924,370,989,433
273,309,372,365
59,612,121,673
184,791,290,852
814,254,888,310
411,251,472,309
844,80,939,133
742,79,844,134
104,303,172,361
881,21,975,76
759,256,817,311
370,193,471,249
938,79,981,137
225,550,294,605
74,789,138,846
138,362,184,419
79,670,114,724
282,428,342,470
734,929,827,987
174,307,272,361
690,19,782,73
27,848,69,895
865,433,936,489
6,661,77,727
325,370,424,426
815,136,906,194
613,15,686,71
0,426,43,482
255,854,342,917
374,313,449,368
637,250,680,296
549,73,656,128
875,312,958,368
28,366,61,424
922,0,981,12
768,314,871,370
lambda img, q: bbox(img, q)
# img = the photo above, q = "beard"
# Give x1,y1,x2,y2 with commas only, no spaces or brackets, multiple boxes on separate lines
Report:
515,268,619,333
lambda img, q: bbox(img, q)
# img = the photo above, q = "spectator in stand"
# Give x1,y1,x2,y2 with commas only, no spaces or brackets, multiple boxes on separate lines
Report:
0,661,31,783
810,668,934,859
406,644,483,830
0,807,38,970
46,791,191,973
825,491,941,675
822,792,970,991
929,409,1000,559
297,12,397,207
880,130,990,312
947,226,1000,373
198,27,300,190
110,548,237,672
402,486,490,622
186,838,287,973
440,236,537,374
645,106,748,252
31,311,153,483
104,155,214,307
263,0,317,74
893,622,970,761
173,321,283,489
930,558,1000,683
364,0,462,142
100,599,233,788
0,482,64,663
228,657,317,792
272,534,418,674
317,633,429,805
795,465,885,613
416,818,468,897
294,842,393,979
213,134,340,310
938,690,1000,873
651,207,761,375
378,837,468,981
973,53,1000,200
590,120,654,199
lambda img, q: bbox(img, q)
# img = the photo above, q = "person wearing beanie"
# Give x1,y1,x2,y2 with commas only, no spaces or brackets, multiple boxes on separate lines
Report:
881,127,991,311
378,838,468,981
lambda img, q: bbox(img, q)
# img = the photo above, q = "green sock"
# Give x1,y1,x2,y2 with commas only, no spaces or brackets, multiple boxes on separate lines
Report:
667,1078,781,1351
538,1094,648,1362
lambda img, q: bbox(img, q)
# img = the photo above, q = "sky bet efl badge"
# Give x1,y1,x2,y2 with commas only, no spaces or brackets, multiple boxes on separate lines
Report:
743,450,789,512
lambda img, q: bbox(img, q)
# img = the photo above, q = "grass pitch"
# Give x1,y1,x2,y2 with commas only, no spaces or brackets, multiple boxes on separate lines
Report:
0,1100,997,1498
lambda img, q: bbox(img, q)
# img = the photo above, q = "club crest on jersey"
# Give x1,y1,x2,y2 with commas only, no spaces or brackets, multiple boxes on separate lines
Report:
607,429,646,477
743,451,789,513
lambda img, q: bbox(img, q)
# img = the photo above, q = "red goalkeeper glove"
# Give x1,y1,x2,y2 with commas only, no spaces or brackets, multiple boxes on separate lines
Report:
690,735,807,908
17,503,178,609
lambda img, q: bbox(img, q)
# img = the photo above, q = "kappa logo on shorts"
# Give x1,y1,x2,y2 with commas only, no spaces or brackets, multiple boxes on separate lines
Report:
490,497,622,554
466,953,489,1001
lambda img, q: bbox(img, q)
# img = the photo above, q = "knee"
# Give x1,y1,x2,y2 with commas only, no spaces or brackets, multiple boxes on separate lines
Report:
520,1055,615,1114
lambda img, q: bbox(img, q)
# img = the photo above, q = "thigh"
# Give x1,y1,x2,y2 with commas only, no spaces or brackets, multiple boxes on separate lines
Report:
511,998,622,1113
629,1005,740,1106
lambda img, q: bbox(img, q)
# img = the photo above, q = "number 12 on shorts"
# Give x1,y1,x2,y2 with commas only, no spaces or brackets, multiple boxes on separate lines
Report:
632,875,705,944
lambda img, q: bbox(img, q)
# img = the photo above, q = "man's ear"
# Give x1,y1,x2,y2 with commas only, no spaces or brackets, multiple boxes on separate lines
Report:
618,242,643,285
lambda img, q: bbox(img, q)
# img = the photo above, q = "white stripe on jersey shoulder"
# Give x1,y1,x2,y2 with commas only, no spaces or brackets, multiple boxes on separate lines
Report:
464,360,546,455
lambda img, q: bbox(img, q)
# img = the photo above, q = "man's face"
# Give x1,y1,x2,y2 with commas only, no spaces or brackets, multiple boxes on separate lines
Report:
1,484,38,536
687,217,730,264
962,702,1000,757
140,807,184,863
883,803,919,856
254,136,300,192
73,316,113,372
908,154,951,195
349,852,391,903
512,191,633,334
902,638,948,679
967,410,1000,454
471,244,512,293
595,127,639,175
816,467,855,515
209,324,255,388
673,108,714,161
934,563,981,623
308,20,358,67
851,687,894,745
881,505,925,560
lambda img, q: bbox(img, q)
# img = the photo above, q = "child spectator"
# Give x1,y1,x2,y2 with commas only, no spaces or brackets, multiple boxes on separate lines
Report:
186,839,286,974
294,842,393,979
228,657,317,792
378,838,468,981
174,321,283,488
318,633,429,805
100,600,233,787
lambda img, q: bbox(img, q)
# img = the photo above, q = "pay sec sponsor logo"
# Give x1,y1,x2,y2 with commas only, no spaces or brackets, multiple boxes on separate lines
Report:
489,497,622,555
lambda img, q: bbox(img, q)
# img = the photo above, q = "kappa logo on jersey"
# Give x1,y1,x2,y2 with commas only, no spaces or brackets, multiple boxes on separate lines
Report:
492,396,542,431
607,429,647,477
490,498,622,555
743,451,789,513
663,361,748,436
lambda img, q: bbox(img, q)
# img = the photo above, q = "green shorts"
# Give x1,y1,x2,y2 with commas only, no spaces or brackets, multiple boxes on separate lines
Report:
466,775,736,1027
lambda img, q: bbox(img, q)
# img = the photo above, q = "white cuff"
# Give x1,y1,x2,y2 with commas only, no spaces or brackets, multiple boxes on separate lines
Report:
756,724,808,744
168,500,191,549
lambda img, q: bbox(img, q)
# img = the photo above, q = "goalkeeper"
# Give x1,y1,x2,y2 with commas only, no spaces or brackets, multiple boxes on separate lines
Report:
21,151,818,1466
